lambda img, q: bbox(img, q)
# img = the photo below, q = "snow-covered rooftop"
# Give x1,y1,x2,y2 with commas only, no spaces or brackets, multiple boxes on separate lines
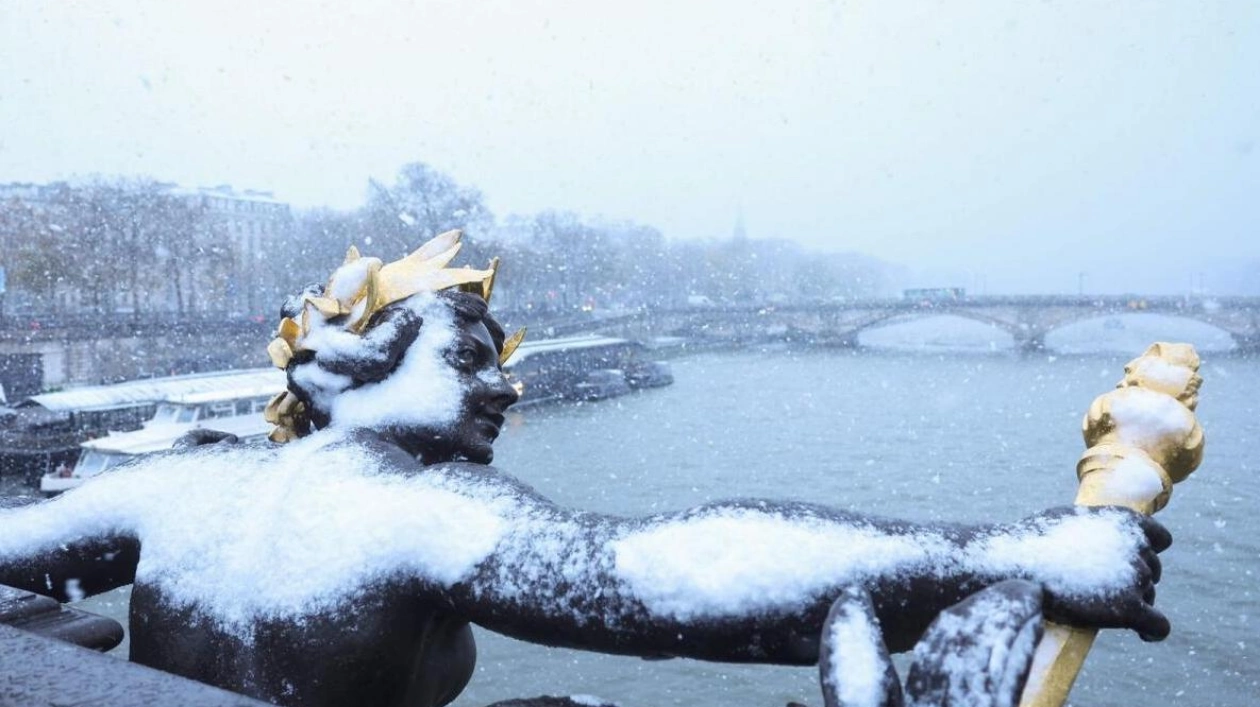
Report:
164,380,286,406
164,184,286,204
24,369,285,413
504,335,634,367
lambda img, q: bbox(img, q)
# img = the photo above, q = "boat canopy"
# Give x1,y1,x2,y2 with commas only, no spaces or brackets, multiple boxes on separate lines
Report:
164,382,286,406
82,396,276,456
20,369,285,413
80,425,199,456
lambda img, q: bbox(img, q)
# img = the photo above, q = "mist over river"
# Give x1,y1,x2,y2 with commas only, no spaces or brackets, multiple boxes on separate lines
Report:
60,333,1258,706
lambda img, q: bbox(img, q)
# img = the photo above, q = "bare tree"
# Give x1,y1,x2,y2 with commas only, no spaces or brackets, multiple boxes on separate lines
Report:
285,208,372,292
155,196,235,314
363,162,493,259
0,195,70,313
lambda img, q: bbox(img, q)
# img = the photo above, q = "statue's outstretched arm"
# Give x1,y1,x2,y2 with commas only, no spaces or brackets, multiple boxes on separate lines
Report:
0,496,140,602
431,469,1165,667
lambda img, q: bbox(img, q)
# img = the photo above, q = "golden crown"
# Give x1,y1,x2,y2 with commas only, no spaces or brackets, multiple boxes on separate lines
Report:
266,229,525,372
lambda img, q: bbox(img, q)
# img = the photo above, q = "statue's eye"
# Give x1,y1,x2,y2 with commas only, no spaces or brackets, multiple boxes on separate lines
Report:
450,346,479,370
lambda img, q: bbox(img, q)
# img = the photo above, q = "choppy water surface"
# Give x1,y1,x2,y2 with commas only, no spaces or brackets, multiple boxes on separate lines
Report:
456,349,1258,707
58,343,1258,706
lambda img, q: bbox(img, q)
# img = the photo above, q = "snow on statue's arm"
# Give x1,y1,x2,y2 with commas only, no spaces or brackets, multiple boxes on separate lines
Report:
0,491,140,602
414,461,1169,663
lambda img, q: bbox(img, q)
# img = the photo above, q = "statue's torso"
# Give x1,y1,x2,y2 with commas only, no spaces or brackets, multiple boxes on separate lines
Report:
128,580,475,707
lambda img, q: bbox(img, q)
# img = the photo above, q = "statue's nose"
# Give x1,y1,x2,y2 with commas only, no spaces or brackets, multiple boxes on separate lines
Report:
490,373,520,409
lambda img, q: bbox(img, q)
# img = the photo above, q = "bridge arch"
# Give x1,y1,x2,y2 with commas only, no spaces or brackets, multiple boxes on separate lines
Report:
856,313,1017,351
1043,313,1238,354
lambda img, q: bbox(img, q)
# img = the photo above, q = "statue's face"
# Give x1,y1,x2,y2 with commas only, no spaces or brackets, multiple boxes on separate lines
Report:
394,316,519,465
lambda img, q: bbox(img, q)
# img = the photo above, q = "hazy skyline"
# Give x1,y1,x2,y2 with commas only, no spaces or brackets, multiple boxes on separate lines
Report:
2,0,1256,294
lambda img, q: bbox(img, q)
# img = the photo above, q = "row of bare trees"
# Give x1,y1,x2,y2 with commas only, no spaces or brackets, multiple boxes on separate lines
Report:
0,179,235,317
1,163,899,321
283,163,899,314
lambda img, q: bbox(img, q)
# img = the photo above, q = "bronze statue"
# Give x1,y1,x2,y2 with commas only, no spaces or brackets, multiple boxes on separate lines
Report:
0,232,1175,707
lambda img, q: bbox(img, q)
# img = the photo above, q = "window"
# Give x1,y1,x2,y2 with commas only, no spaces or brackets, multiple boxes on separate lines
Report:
205,402,235,419
150,404,180,424
75,451,128,478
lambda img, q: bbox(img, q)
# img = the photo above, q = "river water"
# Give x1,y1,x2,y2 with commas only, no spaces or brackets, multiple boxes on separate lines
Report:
26,326,1260,706
451,347,1258,707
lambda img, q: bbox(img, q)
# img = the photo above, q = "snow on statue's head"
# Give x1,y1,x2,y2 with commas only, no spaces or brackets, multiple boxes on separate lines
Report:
263,230,524,463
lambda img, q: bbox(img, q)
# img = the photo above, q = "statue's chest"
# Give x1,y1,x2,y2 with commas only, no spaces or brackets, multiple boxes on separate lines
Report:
130,581,470,706
124,464,511,625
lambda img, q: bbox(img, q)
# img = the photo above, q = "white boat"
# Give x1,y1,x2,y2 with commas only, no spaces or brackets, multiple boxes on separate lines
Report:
2,368,286,485
19,368,286,436
38,384,282,496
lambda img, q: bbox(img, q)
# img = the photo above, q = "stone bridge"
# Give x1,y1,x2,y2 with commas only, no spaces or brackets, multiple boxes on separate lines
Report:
1,296,1256,391
552,296,1260,354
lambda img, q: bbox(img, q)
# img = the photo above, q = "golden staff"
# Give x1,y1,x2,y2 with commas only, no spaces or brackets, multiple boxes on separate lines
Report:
1019,342,1206,707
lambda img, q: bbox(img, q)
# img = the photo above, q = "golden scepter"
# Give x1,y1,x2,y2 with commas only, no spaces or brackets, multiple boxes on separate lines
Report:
1019,342,1206,707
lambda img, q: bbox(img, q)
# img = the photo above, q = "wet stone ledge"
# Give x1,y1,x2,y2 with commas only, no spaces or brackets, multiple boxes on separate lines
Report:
0,583,269,706
0,583,124,651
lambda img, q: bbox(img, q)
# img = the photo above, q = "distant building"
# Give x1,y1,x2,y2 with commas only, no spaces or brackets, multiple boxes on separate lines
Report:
0,180,293,317
166,184,289,254
163,184,293,315
0,182,67,205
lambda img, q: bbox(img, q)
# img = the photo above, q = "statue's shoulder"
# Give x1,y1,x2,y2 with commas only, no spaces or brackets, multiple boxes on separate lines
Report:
294,428,420,470
417,460,556,506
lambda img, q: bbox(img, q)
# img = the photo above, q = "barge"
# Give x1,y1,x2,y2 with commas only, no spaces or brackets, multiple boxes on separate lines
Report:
503,335,673,406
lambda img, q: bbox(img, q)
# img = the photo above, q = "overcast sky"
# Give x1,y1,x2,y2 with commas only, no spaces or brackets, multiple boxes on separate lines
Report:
2,0,1256,294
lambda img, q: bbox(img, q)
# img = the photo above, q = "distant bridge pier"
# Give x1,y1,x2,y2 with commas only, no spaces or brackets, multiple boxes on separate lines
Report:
829,329,864,349
1015,331,1047,355
1231,332,1260,356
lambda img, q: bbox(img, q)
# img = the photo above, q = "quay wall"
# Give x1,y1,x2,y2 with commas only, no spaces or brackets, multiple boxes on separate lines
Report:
0,321,271,393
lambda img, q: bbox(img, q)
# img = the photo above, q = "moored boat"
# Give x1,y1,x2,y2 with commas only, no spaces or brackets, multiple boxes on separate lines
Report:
503,335,673,406
1,368,284,486
38,385,281,496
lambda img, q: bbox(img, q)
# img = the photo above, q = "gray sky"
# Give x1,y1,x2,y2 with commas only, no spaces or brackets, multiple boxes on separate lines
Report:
2,0,1256,294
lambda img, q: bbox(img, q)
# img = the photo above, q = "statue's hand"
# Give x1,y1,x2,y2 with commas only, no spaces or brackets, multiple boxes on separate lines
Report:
172,429,240,449
817,581,1047,707
985,506,1171,641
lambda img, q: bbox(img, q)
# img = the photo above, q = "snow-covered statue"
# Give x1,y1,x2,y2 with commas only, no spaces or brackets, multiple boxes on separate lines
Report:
0,232,1191,707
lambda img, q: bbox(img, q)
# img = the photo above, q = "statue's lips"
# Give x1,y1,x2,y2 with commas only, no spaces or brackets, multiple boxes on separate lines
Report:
477,413,506,438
